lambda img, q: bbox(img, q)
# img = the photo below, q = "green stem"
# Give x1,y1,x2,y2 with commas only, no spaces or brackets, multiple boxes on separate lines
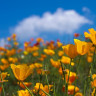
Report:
74,55,81,95
53,83,56,96
46,74,50,91
0,71,5,96
61,62,66,96
22,81,34,96
66,59,72,96
41,89,51,96
84,80,86,96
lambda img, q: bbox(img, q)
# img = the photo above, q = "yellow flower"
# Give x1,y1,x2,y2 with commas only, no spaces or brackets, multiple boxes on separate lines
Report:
34,83,52,96
0,72,9,82
8,57,18,63
87,56,93,63
1,58,8,65
36,38,44,43
62,85,79,95
31,46,39,51
75,92,83,96
12,34,16,39
90,46,95,52
66,70,77,84
74,39,92,55
62,44,78,58
50,59,60,68
44,49,55,56
11,64,33,81
34,83,43,91
61,56,71,64
17,82,32,89
57,41,63,47
7,37,11,41
32,52,39,57
58,51,64,57
0,64,9,71
41,54,46,58
91,88,96,96
24,51,28,55
6,49,16,56
84,28,96,45
18,89,31,96
91,74,96,88
14,42,19,46
34,63,42,68
36,69,50,75
61,56,74,66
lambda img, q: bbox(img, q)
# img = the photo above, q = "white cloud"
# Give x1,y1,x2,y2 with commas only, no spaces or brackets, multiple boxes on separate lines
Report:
0,38,6,47
82,7,90,13
11,8,92,41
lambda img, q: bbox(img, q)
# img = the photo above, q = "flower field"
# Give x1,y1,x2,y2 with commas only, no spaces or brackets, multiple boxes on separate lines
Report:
0,28,96,96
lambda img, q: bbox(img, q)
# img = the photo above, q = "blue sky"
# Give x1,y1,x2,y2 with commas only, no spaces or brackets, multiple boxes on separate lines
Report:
0,0,96,46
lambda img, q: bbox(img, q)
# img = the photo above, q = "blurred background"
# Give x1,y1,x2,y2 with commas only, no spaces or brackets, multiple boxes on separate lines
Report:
0,0,96,46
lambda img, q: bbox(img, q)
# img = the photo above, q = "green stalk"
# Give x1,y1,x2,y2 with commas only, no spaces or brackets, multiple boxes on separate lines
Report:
61,62,66,96
66,59,72,96
22,81,34,96
0,71,5,96
84,80,86,96
41,89,51,96
46,74,50,91
74,55,81,96
88,46,96,96
53,83,56,96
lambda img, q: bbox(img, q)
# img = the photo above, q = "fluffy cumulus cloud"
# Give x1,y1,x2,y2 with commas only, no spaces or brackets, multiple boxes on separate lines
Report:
11,8,92,41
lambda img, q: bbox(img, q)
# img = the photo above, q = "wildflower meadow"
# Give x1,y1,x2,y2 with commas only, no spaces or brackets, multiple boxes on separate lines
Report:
0,28,96,96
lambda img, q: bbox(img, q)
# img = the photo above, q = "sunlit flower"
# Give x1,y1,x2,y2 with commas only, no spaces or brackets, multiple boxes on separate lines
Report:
11,64,33,81
91,88,96,96
24,51,28,55
62,85,79,95
1,58,8,65
36,38,44,43
58,51,64,57
6,49,16,56
50,59,60,68
36,69,50,75
57,41,63,47
87,56,93,63
17,82,32,89
14,42,19,46
91,74,96,88
62,44,78,58
61,56,71,64
0,72,9,82
65,70,77,84
18,89,31,96
11,34,16,39
8,57,18,63
44,49,55,56
75,92,83,96
32,52,39,57
34,83,52,96
34,63,42,68
74,39,92,55
84,28,96,45
0,64,9,71
61,56,74,66
7,37,11,41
